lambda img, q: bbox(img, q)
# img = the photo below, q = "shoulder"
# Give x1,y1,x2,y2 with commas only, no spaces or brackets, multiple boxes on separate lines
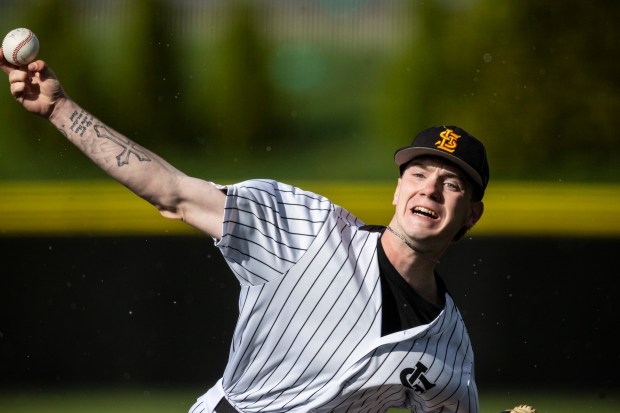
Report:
227,179,331,206
222,179,338,229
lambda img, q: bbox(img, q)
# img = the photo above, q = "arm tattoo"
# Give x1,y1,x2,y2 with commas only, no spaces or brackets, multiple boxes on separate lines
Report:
94,124,152,167
69,110,93,137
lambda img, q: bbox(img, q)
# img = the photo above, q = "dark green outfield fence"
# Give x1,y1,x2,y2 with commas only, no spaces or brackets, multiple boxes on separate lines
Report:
1,235,618,394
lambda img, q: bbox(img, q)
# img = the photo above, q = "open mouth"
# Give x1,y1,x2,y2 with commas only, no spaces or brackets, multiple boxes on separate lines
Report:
413,206,438,219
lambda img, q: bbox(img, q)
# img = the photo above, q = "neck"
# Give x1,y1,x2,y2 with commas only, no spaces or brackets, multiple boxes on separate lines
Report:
385,225,440,264
381,228,443,306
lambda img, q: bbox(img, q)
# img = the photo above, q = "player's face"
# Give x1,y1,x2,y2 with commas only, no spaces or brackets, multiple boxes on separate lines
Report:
391,157,483,250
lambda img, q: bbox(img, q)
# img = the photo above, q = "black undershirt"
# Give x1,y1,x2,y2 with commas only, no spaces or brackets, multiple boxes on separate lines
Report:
374,228,447,336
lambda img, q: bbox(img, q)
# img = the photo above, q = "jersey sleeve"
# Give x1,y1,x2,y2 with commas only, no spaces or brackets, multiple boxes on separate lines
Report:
216,179,334,286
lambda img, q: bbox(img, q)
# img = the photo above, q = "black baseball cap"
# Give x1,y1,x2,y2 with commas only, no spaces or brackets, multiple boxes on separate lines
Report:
394,125,490,200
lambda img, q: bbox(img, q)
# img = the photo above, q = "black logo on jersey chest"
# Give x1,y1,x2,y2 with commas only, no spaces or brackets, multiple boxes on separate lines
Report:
400,361,436,394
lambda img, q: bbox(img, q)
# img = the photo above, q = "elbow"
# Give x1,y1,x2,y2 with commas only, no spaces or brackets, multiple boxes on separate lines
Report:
155,202,184,221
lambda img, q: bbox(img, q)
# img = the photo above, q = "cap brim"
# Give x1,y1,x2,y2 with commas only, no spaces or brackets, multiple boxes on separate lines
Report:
394,147,483,187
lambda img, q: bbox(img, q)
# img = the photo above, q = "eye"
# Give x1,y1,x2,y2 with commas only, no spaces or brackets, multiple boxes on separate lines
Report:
408,169,425,179
444,181,461,191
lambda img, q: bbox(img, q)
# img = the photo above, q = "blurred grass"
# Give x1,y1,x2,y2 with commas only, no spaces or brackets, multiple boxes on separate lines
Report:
0,387,617,412
0,180,619,237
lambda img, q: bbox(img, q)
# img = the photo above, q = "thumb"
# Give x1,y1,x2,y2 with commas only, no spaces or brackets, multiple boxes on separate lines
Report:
28,59,45,73
28,59,58,83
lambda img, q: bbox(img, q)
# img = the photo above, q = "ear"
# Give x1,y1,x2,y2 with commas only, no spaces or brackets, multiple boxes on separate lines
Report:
392,178,402,206
466,201,484,228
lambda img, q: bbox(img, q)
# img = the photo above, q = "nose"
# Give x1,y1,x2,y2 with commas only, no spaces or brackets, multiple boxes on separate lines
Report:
421,177,443,201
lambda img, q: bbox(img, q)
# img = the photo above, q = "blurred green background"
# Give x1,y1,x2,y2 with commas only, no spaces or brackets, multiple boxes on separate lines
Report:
1,0,618,183
1,1,619,412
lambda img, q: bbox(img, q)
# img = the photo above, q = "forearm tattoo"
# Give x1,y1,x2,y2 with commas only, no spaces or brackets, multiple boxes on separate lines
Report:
94,125,152,167
69,110,93,137
65,110,152,167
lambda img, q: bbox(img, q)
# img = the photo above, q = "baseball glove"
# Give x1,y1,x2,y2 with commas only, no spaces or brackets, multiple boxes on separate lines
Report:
500,404,536,413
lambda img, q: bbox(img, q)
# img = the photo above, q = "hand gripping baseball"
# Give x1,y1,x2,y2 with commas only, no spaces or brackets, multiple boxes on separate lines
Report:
0,48,66,118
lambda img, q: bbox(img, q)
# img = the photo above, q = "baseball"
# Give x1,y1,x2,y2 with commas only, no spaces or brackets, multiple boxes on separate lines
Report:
2,28,40,66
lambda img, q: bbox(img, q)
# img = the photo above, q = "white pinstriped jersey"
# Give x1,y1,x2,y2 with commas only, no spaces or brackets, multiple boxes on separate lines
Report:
190,179,479,413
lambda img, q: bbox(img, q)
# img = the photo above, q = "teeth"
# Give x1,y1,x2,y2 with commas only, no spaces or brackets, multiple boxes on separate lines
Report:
413,206,438,219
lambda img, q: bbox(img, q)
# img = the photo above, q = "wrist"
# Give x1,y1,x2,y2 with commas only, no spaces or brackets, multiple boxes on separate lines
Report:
48,96,72,124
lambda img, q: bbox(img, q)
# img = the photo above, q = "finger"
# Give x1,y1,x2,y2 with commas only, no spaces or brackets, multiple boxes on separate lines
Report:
0,49,16,75
8,69,28,99
8,68,29,84
10,80,25,97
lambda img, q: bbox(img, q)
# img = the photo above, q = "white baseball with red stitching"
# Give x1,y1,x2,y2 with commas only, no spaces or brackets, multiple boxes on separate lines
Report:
2,28,39,66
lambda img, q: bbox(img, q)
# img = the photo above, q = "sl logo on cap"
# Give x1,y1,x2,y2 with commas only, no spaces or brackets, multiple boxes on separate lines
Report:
435,128,461,153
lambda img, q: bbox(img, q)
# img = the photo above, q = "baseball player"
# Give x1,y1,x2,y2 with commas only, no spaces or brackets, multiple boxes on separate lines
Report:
2,51,489,412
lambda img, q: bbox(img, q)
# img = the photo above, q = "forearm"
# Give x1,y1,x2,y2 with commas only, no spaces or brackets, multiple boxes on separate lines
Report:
48,97,185,213
4,59,225,235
